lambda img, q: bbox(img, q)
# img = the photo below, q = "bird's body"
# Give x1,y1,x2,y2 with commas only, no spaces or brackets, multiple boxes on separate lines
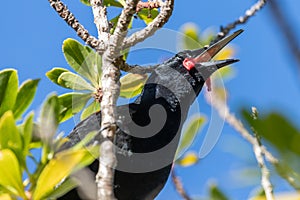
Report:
58,30,243,200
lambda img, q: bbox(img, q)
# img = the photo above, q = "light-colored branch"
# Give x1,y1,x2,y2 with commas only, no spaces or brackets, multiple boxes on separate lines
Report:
115,56,158,74
210,0,267,44
110,0,140,55
122,0,174,50
90,1,117,199
90,0,110,50
252,131,274,200
171,169,192,200
204,89,299,190
48,0,104,51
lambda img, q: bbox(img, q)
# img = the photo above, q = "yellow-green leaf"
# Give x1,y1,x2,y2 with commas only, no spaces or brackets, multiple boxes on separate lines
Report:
137,9,159,25
176,151,198,167
181,23,201,50
33,147,98,200
0,193,13,200
58,72,95,91
0,149,25,198
176,115,206,156
81,101,100,120
13,79,39,119
63,39,101,87
46,67,70,85
58,92,92,122
0,111,22,152
0,69,18,117
120,73,147,98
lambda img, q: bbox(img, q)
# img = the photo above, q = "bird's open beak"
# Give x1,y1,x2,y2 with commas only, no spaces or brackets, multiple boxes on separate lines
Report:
195,59,239,80
189,29,243,63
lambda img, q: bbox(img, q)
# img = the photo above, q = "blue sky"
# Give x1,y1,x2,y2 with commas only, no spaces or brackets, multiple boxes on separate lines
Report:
1,0,300,199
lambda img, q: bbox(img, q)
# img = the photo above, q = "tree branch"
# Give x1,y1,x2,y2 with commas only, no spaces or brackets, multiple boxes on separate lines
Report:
268,0,300,71
122,0,174,50
48,0,104,51
250,108,274,200
210,0,267,44
115,56,158,74
110,0,140,55
171,169,192,200
204,89,299,190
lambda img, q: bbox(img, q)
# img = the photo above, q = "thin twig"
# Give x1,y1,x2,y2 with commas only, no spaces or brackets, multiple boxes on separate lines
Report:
268,0,300,70
204,89,299,190
210,0,267,44
48,0,104,51
251,118,274,200
122,0,174,50
110,0,140,55
136,1,161,12
115,56,158,74
171,169,192,200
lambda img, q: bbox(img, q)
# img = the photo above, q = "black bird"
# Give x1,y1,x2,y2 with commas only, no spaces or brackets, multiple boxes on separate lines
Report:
58,30,243,200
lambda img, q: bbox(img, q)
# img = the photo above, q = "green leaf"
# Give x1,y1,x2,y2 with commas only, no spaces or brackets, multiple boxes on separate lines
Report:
0,149,25,198
137,9,159,25
33,147,98,200
58,92,92,122
45,178,78,199
58,72,95,91
39,94,60,146
80,0,90,6
117,0,126,6
176,115,206,156
241,110,300,156
110,14,121,34
0,111,22,152
120,73,147,98
104,0,123,7
176,151,198,167
46,67,70,85
209,184,229,200
81,101,100,120
0,193,13,200
181,23,202,50
71,131,98,151
0,69,18,116
21,112,34,155
63,39,102,87
13,79,39,119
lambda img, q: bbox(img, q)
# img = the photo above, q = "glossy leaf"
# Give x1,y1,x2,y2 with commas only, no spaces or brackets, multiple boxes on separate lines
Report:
176,151,198,167
120,73,147,98
40,94,60,146
176,115,206,156
0,149,25,198
33,147,98,200
46,67,70,85
45,178,78,199
58,72,95,91
13,79,39,119
58,92,92,122
0,69,18,116
117,0,126,6
0,194,12,200
209,184,229,200
137,9,159,25
63,39,101,87
21,112,34,155
0,111,22,152
242,110,300,156
81,101,100,120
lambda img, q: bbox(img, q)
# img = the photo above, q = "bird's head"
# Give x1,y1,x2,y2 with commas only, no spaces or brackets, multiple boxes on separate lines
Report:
177,29,243,81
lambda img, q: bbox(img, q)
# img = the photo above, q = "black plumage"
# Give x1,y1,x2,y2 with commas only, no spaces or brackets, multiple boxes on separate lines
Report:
58,30,243,200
